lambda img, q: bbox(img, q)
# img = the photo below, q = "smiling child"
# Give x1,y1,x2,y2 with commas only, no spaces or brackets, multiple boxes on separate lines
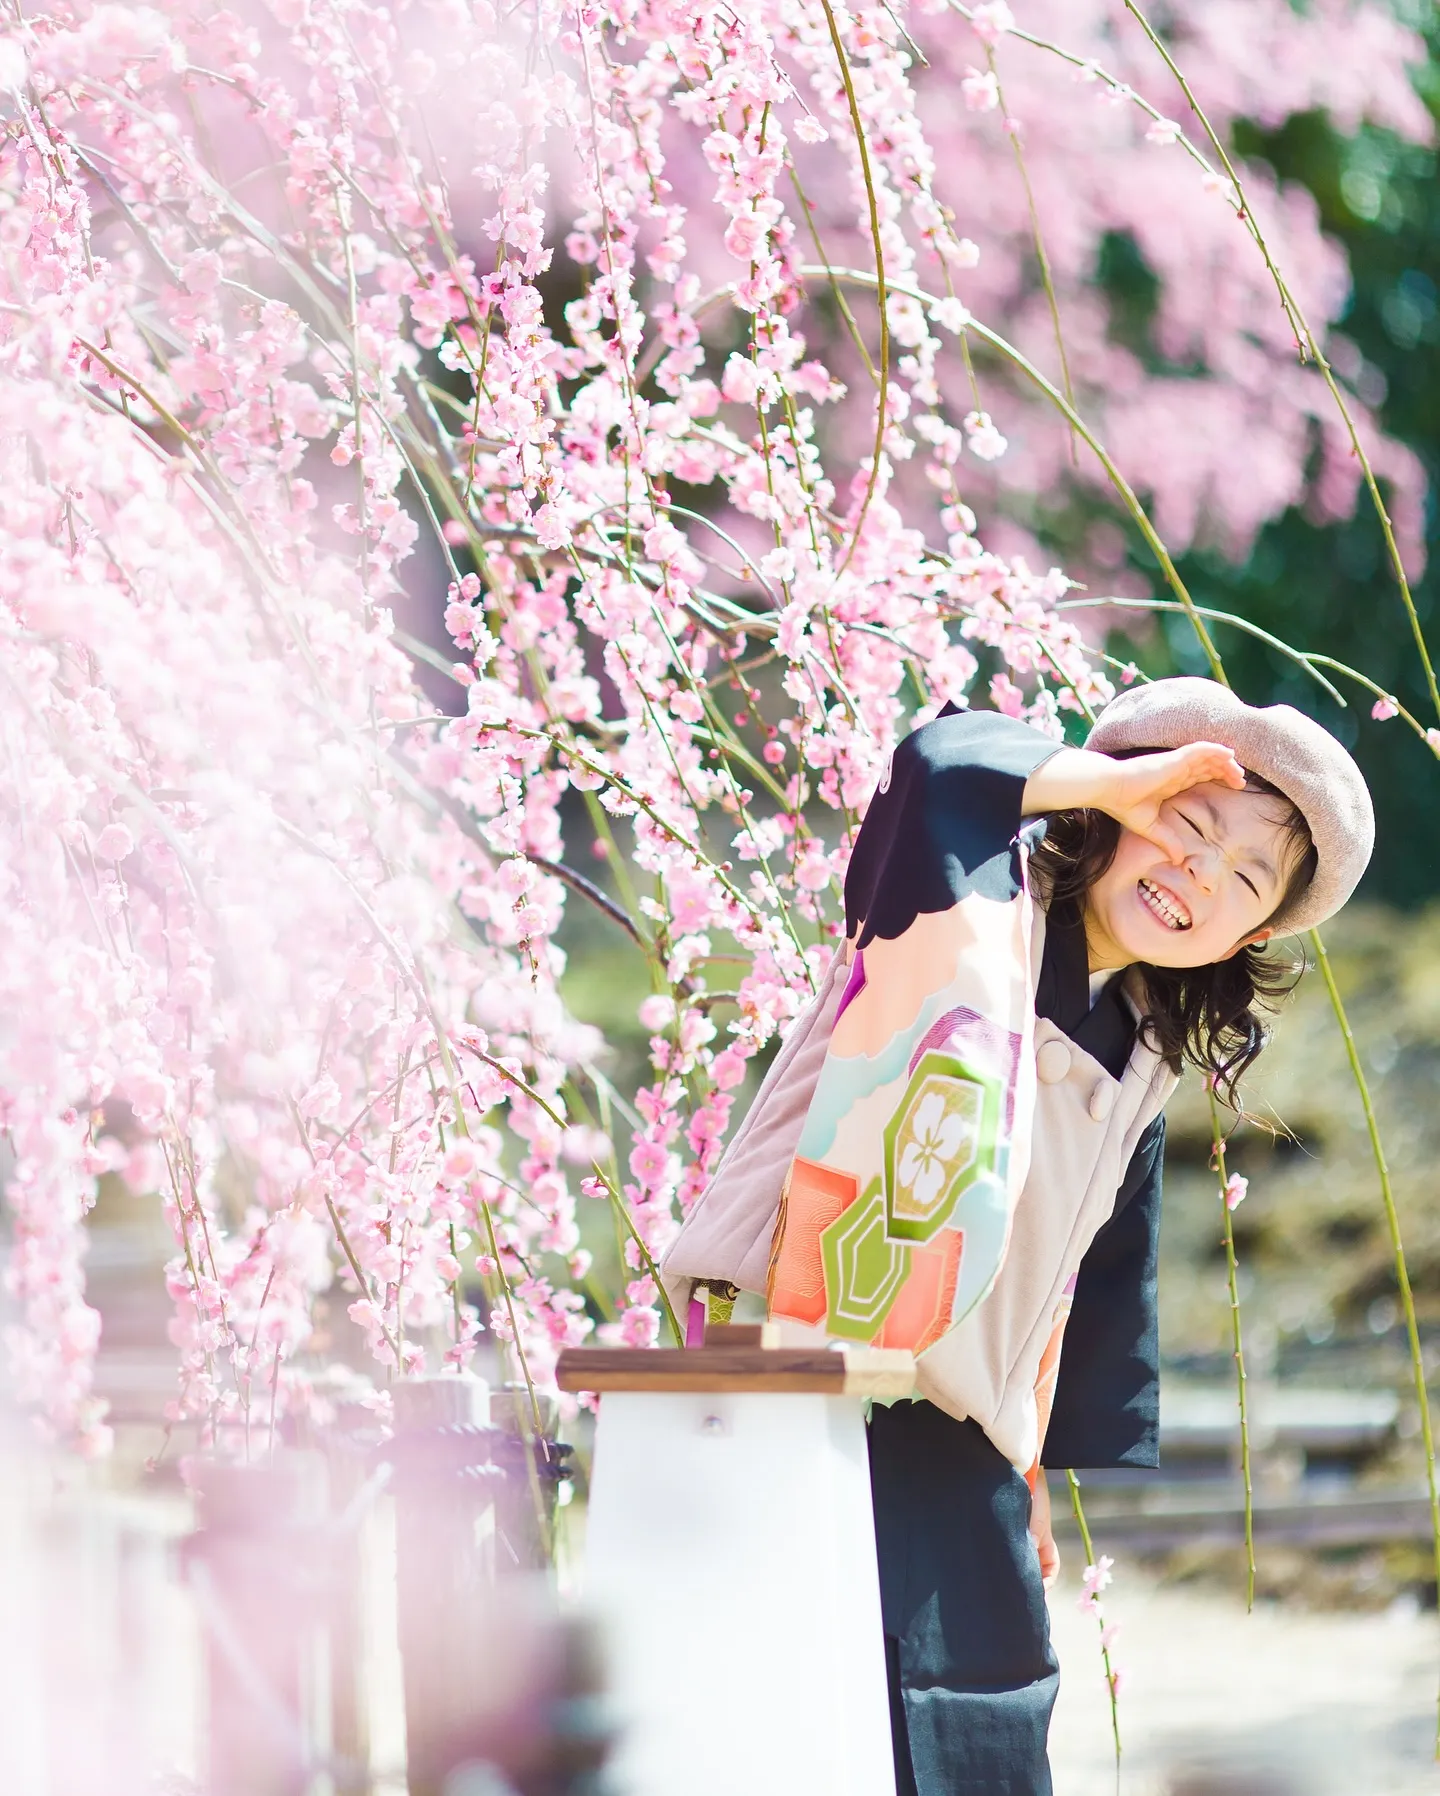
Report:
663,676,1374,1796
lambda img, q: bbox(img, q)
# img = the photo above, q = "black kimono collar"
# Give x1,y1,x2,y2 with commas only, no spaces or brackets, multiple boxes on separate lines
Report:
1035,897,1136,1082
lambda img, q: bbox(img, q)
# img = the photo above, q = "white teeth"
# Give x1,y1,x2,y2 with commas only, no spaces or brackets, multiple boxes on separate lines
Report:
1139,878,1191,931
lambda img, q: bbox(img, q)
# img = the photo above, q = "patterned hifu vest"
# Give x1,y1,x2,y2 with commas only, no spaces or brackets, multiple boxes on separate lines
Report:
661,877,1176,1476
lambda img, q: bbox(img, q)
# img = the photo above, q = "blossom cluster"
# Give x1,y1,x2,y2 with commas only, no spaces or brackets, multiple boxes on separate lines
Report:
0,0,1422,1453
895,0,1431,581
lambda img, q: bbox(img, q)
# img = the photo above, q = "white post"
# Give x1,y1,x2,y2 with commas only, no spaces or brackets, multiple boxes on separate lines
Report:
565,1341,908,1796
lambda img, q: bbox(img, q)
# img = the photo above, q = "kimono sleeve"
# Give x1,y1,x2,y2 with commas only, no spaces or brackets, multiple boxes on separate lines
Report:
1041,1115,1165,1471
844,709,1062,945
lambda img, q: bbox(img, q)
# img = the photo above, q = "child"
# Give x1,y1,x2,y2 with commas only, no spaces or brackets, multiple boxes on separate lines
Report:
662,676,1373,1796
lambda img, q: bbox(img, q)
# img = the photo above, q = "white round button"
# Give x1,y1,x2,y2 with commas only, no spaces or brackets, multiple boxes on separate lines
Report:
1088,1082,1115,1122
1036,1039,1072,1084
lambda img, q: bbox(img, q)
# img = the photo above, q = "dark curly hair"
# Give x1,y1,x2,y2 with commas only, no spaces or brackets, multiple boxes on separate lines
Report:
1027,761,1317,1107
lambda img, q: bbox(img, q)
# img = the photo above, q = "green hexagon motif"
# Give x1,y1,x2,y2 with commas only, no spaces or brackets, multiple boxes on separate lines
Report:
882,1052,1002,1244
820,1180,909,1341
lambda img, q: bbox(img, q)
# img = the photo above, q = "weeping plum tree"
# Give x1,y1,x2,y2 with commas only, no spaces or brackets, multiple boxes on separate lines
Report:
0,14,1434,1709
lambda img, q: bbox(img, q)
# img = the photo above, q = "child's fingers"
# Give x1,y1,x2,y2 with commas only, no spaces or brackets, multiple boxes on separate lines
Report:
1119,744,1243,811
1134,815,1187,864
1178,741,1245,788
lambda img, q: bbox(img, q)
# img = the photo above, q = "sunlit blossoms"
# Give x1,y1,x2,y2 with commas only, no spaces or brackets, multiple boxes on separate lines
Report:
904,0,1431,581
0,0,1427,1453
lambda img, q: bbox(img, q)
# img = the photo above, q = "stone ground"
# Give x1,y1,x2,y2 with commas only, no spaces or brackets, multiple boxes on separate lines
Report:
1047,1563,1439,1795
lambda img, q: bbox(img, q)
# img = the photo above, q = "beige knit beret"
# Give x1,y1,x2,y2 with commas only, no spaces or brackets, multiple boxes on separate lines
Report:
1085,676,1375,934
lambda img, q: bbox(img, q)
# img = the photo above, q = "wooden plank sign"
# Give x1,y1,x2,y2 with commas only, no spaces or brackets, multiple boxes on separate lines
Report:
555,1339,916,1397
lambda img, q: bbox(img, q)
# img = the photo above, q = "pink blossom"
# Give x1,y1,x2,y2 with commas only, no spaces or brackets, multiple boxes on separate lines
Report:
629,1137,672,1188
723,212,769,262
760,546,796,585
532,503,572,550
964,410,1009,461
95,823,134,860
1371,695,1399,721
963,68,1000,113
638,994,677,1031
443,1140,481,1184
721,354,763,406
970,1,1015,44
1224,1172,1248,1211
619,1305,661,1348
1081,1556,1115,1598
795,842,833,893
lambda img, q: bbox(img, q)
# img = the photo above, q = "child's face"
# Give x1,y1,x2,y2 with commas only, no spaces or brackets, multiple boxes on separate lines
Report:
1084,781,1297,971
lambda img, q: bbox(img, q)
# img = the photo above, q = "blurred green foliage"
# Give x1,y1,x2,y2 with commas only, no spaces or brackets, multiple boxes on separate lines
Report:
1162,902,1440,1365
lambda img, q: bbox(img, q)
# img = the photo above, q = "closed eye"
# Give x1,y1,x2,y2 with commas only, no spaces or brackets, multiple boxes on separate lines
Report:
1180,807,1263,900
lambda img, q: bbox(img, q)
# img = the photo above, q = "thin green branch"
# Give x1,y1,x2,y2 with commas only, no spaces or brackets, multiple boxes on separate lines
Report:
984,45,1078,452
1121,0,1440,726
463,1051,685,1350
788,163,879,386
797,265,1228,682
1056,596,1347,708
1208,1083,1255,1610
1066,1470,1121,1775
1310,930,1440,1747
817,0,890,576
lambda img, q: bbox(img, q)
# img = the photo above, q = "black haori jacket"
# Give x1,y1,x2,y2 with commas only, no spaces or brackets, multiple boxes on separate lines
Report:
663,709,1173,1474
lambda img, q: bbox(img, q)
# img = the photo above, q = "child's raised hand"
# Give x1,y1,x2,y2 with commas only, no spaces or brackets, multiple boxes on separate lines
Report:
1097,741,1245,862
1022,741,1246,863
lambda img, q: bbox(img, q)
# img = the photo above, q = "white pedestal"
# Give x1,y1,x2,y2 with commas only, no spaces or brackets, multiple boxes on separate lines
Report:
582,1390,896,1796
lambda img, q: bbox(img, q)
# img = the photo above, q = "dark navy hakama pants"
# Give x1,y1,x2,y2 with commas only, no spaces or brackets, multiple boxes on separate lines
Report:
868,1399,1058,1796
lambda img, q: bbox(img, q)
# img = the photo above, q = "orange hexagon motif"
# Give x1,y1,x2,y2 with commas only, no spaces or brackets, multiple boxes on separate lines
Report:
767,1156,858,1327
878,1227,964,1354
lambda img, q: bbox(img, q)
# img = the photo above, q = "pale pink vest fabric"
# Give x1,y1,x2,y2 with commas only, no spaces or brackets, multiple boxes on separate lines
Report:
661,902,1178,1472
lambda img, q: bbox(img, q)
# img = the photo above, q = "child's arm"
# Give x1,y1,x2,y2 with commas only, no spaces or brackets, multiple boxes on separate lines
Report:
1021,741,1246,860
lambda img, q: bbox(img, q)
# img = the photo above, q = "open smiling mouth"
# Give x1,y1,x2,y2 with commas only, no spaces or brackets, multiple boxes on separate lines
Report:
1138,877,1192,931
